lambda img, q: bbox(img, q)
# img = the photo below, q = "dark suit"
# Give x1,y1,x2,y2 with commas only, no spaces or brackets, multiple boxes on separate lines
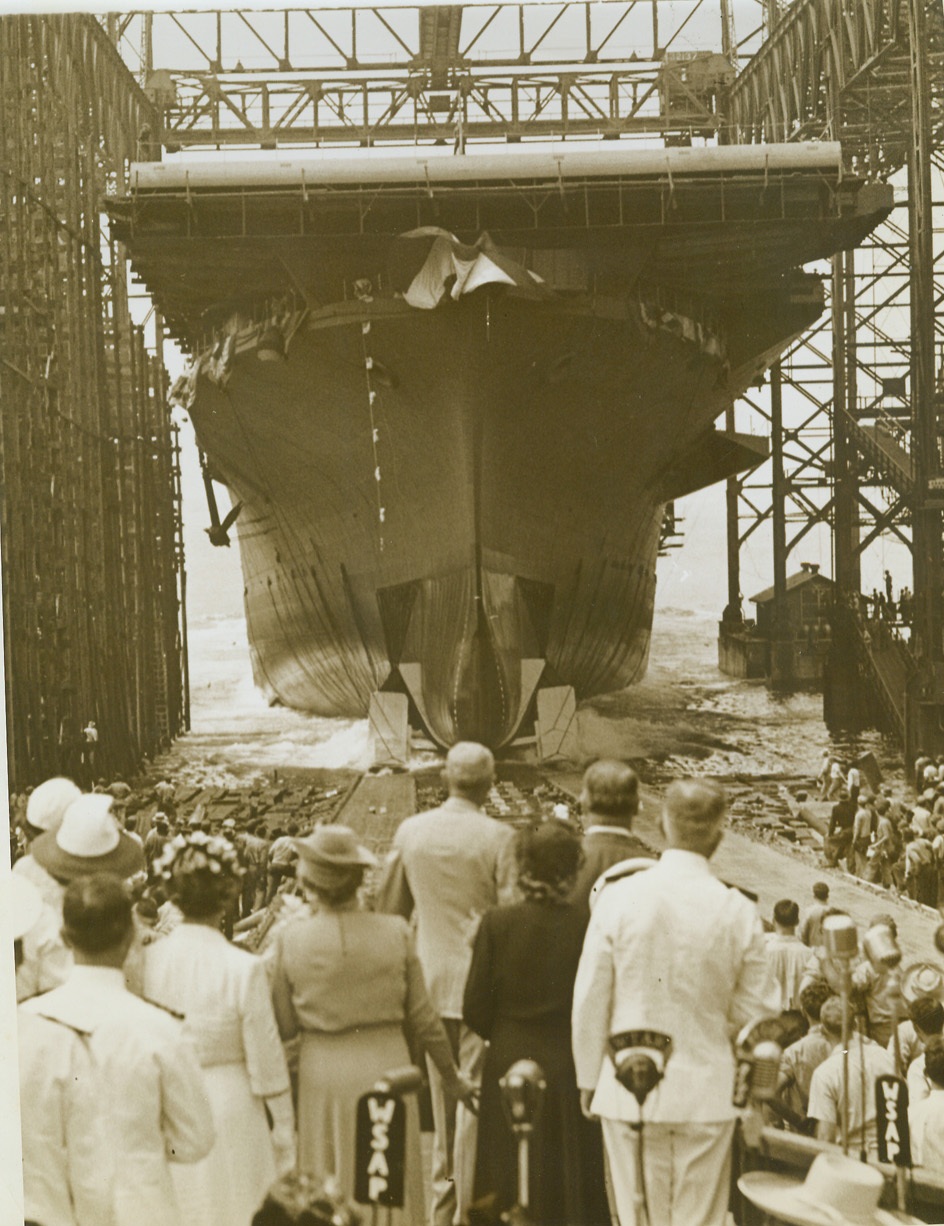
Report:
570,824,654,913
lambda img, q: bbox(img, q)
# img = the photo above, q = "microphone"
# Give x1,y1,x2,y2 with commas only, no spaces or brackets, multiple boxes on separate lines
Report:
863,924,901,970
824,914,859,960
372,1065,424,1096
733,1019,783,1108
609,1030,672,1108
747,1040,783,1103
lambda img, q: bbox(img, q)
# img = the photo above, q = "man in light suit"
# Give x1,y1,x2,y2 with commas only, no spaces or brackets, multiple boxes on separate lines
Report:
572,778,777,1226
375,741,517,1226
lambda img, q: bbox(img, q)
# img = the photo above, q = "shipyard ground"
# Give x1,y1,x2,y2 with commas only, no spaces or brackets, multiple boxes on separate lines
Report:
130,755,941,967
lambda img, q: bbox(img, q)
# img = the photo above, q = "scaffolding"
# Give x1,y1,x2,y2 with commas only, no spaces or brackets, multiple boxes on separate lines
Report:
0,14,188,788
725,0,944,757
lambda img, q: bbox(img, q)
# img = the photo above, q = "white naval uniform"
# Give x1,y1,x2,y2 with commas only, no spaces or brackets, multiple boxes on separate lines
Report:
572,848,777,1226
20,965,215,1226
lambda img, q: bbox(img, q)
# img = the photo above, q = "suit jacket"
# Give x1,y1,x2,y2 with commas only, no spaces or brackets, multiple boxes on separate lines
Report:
375,796,517,1017
570,824,654,913
21,965,214,1226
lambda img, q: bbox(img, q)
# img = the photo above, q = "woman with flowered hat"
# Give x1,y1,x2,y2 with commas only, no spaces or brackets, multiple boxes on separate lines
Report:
142,830,295,1226
268,824,476,1223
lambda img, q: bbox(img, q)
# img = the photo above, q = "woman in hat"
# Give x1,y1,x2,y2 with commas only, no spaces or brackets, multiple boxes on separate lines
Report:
268,824,476,1222
17,792,145,1001
142,831,294,1226
462,820,608,1225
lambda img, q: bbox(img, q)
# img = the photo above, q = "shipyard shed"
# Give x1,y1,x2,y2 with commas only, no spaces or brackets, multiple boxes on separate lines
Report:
719,563,833,684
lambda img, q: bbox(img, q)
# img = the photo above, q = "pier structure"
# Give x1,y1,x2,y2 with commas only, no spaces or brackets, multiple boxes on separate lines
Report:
0,16,188,787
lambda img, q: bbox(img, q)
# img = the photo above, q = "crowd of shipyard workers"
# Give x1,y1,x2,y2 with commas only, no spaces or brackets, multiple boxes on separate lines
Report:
10,745,944,1226
819,749,944,907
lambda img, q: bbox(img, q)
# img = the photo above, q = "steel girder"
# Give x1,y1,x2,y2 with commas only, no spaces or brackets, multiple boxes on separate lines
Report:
726,0,944,176
106,4,742,149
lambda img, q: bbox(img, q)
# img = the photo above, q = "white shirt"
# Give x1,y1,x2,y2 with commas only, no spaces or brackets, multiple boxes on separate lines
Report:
910,1088,944,1170
21,965,215,1226
572,847,777,1123
807,1036,894,1153
763,931,809,1012
908,1050,932,1106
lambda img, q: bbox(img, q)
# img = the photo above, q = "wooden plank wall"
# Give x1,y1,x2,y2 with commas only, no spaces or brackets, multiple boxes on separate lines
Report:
0,14,187,787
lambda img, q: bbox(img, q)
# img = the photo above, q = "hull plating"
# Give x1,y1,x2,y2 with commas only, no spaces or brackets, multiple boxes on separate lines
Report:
190,291,734,747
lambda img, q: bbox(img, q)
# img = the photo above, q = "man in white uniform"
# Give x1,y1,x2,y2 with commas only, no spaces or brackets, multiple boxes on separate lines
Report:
572,778,777,1226
375,741,517,1226
20,873,215,1226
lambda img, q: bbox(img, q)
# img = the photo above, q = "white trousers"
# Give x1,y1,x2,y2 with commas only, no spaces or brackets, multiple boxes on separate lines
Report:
601,1118,735,1226
426,1020,483,1226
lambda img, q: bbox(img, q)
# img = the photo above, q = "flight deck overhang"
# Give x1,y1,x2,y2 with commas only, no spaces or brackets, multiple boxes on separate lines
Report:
106,141,894,347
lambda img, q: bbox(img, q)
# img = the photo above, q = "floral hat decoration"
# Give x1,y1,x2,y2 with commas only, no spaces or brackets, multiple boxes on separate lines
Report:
152,830,244,895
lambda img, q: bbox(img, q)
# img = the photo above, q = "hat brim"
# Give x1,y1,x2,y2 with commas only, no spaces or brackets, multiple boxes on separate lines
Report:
293,837,377,869
30,830,146,883
738,1171,922,1226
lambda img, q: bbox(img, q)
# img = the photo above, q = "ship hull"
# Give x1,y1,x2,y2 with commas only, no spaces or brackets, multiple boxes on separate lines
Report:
191,290,743,746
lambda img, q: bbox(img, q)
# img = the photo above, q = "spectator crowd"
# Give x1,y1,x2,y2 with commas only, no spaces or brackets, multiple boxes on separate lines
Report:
9,745,944,1226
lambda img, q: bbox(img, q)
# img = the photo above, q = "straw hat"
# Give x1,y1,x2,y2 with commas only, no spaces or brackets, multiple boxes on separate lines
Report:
30,794,145,882
25,777,81,834
902,961,944,1004
10,875,43,941
738,1152,923,1225
293,825,377,870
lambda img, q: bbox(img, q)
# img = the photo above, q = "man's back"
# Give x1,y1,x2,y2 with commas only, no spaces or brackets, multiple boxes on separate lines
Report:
800,902,828,947
18,1009,104,1226
377,796,516,1016
764,932,809,1011
571,825,653,912
808,1036,894,1153
573,847,775,1123
22,965,214,1226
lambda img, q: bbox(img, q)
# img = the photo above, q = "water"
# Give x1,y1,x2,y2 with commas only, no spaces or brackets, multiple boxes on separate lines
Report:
167,604,902,790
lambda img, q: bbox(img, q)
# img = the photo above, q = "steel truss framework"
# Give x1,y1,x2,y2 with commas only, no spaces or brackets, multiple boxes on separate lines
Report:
101,2,943,752
725,0,944,752
110,4,754,149
0,14,188,786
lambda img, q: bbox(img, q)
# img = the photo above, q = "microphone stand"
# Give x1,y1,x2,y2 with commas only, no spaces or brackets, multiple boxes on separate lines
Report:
824,915,858,1157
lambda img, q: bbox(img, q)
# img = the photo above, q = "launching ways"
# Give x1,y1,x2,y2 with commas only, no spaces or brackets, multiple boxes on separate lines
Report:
368,682,579,767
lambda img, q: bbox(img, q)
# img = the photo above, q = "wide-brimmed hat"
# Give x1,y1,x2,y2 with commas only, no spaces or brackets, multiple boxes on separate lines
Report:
294,825,377,870
902,961,944,1003
738,1152,923,1225
10,875,43,941
30,794,145,882
25,777,81,834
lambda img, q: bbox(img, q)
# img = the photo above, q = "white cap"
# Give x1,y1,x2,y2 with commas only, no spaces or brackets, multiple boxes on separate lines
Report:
26,777,82,833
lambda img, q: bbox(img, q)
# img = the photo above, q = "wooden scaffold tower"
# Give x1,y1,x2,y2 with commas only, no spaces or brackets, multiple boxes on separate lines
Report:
0,14,189,788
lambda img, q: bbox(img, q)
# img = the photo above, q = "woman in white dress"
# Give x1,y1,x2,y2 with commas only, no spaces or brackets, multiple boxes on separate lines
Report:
144,831,295,1226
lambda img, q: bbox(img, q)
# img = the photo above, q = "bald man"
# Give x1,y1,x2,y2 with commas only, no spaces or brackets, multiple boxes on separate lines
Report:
375,742,517,1226
570,758,652,913
572,778,777,1226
